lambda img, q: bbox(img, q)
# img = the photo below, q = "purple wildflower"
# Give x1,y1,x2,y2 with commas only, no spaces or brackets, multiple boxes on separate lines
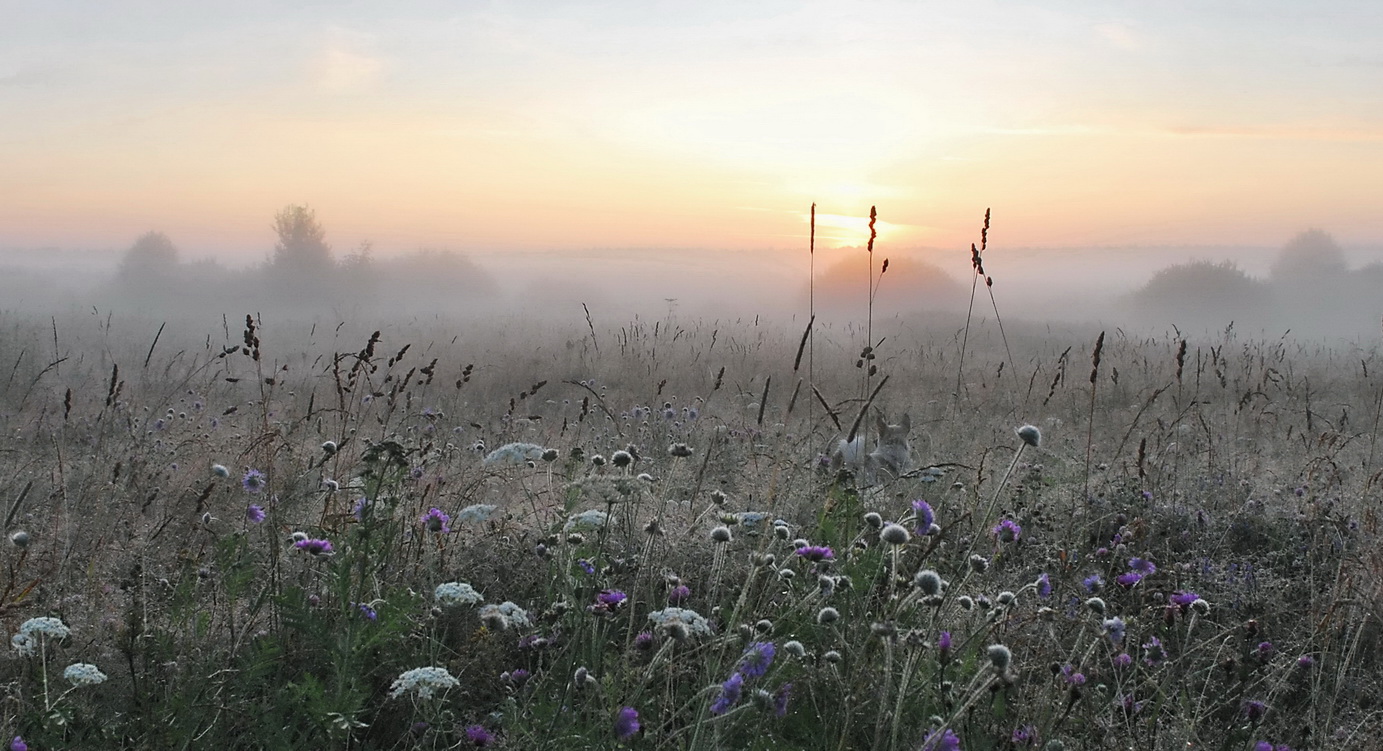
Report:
1296,654,1315,669
577,559,595,575
505,668,531,686
773,682,792,717
1115,572,1144,587
352,497,373,521
294,538,334,556
710,672,744,715
911,499,935,531
614,706,640,740
738,642,776,679
10,738,27,751
1103,617,1126,645
1060,664,1086,685
633,631,655,651
1083,574,1104,593
794,545,835,562
993,518,1021,543
242,468,266,493
1243,699,1268,722
1257,641,1275,660
1036,572,1052,598
356,602,378,621
597,589,628,607
421,507,451,533
1169,590,1199,610
463,725,494,747
1142,636,1166,666
1012,724,1038,745
246,504,266,524
920,727,961,751
1113,652,1133,668
668,584,691,604
1129,557,1157,575
937,631,952,657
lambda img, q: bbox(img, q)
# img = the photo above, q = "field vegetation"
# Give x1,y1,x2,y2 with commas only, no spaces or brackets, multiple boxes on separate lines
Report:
2,299,1381,751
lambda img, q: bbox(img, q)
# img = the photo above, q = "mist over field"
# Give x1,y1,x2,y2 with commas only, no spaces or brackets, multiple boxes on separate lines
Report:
3,229,1383,341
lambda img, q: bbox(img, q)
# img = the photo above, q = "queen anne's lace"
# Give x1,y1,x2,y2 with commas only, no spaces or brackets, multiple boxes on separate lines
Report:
434,582,484,607
389,666,460,700
647,607,712,637
64,663,108,687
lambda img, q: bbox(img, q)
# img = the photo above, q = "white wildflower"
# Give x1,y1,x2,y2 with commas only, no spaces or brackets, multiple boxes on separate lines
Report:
389,666,460,700
564,509,609,531
647,607,712,637
479,601,531,630
63,662,108,687
455,504,498,524
483,443,546,466
434,582,484,608
18,617,70,640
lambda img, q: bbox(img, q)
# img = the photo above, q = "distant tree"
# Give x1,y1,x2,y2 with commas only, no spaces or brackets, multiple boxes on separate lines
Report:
1269,229,1348,284
1131,260,1270,328
269,204,334,280
118,231,179,283
114,231,181,302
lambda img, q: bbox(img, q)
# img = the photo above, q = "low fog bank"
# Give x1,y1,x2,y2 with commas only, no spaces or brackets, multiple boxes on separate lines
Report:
4,227,1383,343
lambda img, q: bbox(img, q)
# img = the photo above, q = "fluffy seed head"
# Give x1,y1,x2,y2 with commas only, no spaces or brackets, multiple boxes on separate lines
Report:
1017,424,1042,447
913,569,943,596
709,526,733,544
987,643,1013,671
879,523,910,546
816,607,840,625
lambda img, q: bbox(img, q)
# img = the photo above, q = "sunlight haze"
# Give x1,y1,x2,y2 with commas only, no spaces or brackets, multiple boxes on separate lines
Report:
3,1,1382,257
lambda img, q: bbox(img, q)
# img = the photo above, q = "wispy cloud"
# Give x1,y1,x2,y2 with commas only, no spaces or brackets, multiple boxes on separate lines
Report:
310,28,384,93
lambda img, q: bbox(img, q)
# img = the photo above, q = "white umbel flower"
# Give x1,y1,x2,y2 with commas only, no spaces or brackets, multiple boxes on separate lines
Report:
647,607,712,637
64,662,108,687
389,666,460,700
434,582,484,608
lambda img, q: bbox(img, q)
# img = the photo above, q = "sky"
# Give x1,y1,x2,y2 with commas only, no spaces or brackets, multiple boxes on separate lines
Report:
3,0,1382,260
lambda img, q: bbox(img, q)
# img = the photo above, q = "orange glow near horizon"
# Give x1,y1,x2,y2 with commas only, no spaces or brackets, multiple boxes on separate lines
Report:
3,4,1382,259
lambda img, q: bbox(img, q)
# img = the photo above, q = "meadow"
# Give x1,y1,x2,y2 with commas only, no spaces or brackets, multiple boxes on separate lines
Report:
2,305,1380,750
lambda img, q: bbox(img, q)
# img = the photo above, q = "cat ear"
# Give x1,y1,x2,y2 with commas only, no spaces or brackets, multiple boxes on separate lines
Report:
875,413,887,432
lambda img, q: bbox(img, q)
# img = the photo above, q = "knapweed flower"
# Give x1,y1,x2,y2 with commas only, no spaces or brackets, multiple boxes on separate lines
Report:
63,662,108,686
576,559,596,575
1242,699,1268,722
389,666,460,700
993,518,1021,543
920,727,961,751
1129,557,1157,575
1036,572,1052,598
10,737,27,751
1115,571,1144,587
246,504,266,524
1060,664,1086,686
294,538,334,556
710,672,745,714
463,725,494,746
241,469,266,493
937,630,952,657
795,545,834,562
356,602,378,621
1257,641,1275,660
1083,574,1104,593
633,632,655,651
614,706,640,740
595,589,627,611
1113,652,1133,668
421,507,451,533
668,584,691,604
351,497,373,521
738,642,776,679
1012,724,1038,745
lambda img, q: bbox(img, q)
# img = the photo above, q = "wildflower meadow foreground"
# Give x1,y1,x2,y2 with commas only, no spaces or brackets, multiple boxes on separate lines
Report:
1,310,1378,750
